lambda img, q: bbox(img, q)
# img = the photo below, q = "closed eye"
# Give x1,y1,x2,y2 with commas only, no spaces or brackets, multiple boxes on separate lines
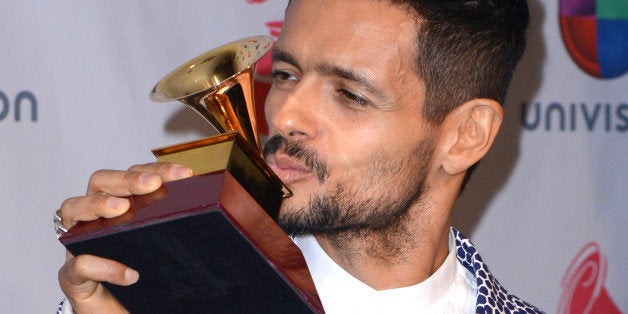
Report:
338,88,370,107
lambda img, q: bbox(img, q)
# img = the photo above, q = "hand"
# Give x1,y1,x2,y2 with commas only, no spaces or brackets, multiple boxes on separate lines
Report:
57,162,193,313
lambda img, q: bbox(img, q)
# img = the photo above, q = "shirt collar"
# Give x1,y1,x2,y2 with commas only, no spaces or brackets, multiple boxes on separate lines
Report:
293,230,474,312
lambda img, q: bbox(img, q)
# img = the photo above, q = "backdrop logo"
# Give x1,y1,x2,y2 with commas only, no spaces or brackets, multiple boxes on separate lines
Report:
521,101,628,132
0,90,37,122
558,242,621,313
559,0,628,79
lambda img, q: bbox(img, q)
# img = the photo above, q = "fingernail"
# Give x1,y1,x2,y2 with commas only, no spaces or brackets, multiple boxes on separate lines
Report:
171,165,193,179
139,173,158,185
125,268,140,284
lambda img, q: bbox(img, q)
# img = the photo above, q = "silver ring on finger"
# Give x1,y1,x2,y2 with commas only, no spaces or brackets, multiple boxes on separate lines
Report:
54,208,69,238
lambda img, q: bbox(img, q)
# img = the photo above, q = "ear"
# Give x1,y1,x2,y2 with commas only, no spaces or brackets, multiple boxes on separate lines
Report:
438,99,503,176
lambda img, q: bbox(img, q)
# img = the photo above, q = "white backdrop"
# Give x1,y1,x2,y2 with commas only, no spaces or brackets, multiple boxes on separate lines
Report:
0,1,625,313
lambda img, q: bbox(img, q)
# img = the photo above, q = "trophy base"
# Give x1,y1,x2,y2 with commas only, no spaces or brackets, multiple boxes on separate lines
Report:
60,171,323,313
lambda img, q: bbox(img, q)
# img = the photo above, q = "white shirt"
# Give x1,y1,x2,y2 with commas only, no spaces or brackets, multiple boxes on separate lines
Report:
292,231,477,313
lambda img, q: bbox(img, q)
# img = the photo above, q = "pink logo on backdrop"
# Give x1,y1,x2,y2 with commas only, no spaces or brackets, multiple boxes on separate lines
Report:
558,242,622,313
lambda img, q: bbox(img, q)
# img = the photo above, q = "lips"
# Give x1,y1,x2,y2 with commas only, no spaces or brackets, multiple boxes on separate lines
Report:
266,152,314,184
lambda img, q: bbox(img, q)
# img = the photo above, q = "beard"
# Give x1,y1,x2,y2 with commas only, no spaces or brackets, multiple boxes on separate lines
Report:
263,134,435,239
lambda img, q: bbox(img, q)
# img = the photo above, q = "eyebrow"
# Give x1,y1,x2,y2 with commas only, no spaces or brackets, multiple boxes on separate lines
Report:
272,48,300,69
272,48,390,103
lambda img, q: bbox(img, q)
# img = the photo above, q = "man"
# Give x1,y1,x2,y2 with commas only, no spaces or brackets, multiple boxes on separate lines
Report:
57,0,541,312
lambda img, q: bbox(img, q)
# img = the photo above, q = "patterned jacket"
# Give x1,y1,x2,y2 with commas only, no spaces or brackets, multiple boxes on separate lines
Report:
453,228,544,313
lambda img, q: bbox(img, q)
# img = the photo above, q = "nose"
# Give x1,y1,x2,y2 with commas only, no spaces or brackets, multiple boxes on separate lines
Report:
266,82,319,141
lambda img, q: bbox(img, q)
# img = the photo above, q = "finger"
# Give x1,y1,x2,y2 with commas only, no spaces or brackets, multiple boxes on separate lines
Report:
59,195,130,228
127,162,193,182
59,163,192,229
87,169,163,197
59,255,139,296
86,163,192,196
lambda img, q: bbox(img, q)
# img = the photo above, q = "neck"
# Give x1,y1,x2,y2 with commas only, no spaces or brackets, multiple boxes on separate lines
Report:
313,197,453,290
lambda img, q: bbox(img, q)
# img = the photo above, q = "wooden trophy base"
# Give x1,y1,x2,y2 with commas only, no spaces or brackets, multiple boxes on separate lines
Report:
59,171,323,313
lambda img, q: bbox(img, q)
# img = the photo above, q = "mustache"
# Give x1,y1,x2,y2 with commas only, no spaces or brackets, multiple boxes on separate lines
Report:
263,135,330,183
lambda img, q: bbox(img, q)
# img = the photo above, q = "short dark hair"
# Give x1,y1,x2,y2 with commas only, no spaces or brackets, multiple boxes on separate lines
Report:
394,0,529,124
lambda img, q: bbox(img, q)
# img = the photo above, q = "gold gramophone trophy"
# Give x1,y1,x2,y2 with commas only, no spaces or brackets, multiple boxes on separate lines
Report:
59,36,323,313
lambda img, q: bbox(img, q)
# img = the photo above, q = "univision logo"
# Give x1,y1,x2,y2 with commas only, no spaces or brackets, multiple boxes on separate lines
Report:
559,0,628,79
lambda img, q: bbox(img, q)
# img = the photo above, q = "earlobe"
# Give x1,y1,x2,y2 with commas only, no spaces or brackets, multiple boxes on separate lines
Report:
441,99,503,175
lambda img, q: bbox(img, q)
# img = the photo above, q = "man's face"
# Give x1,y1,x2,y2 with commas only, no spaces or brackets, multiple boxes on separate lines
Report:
264,0,436,236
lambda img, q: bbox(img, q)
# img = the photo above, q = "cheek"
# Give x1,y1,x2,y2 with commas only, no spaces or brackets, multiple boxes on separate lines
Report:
326,114,411,166
326,122,427,189
324,132,388,185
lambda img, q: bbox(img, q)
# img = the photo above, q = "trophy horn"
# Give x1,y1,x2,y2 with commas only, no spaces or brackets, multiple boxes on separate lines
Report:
149,36,274,153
